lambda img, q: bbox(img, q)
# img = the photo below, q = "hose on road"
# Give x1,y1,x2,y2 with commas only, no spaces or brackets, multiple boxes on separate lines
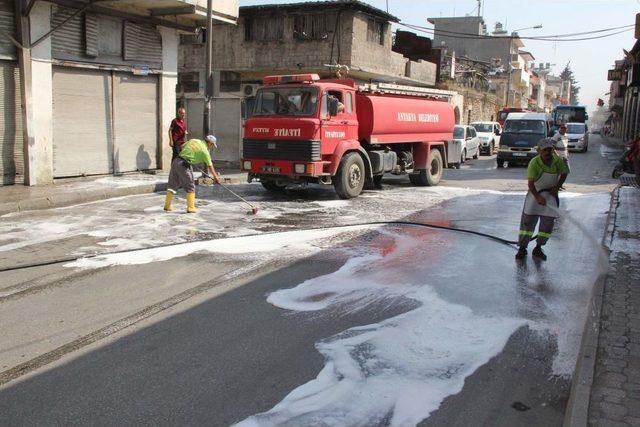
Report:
0,220,530,273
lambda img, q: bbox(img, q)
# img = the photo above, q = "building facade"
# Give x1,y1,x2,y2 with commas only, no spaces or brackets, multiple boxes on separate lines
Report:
0,0,238,186
178,0,439,164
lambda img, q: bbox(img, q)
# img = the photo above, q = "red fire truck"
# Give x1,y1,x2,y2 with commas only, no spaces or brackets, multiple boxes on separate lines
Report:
241,74,455,199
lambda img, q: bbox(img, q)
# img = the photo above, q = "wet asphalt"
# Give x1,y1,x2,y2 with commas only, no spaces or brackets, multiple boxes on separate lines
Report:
0,135,624,426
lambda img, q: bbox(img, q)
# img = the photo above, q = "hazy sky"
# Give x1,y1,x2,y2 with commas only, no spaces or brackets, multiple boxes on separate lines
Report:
239,0,639,113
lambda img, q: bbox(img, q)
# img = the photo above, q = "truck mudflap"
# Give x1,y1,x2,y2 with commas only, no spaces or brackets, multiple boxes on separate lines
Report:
412,141,447,169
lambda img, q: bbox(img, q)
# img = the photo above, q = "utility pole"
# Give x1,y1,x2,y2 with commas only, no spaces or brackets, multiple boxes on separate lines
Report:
505,63,512,107
203,0,213,136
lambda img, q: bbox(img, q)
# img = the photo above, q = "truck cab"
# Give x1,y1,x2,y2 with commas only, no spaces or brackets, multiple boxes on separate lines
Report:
241,74,454,198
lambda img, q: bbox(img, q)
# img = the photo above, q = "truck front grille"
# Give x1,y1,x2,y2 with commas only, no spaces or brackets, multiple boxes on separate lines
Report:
243,139,321,161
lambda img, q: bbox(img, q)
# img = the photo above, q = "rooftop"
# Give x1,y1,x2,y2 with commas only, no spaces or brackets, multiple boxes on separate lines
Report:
240,0,399,22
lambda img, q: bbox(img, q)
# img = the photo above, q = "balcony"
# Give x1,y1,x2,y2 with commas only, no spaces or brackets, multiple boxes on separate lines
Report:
96,0,238,26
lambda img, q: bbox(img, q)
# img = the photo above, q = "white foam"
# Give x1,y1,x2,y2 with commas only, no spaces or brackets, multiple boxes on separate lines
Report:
240,250,526,427
64,226,372,269
314,200,350,209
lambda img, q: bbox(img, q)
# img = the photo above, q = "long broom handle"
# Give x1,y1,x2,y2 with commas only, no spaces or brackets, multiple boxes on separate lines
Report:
200,171,256,209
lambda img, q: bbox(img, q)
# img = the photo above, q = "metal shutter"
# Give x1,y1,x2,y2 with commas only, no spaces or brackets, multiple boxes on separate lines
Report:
113,72,158,172
123,21,162,67
186,98,204,140
212,98,242,163
0,61,23,184
52,67,113,177
0,1,16,56
51,5,84,59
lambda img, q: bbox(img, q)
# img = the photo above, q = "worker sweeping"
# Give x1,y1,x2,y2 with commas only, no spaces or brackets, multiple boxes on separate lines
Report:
515,138,570,261
164,135,221,213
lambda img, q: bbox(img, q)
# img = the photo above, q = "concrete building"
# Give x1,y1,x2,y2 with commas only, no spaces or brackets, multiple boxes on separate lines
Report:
0,0,238,186
427,17,524,71
607,60,626,137
618,39,640,140
429,16,546,111
178,0,438,163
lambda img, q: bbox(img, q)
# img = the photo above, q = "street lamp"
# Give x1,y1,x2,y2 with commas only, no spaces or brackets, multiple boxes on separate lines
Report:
505,24,542,107
511,24,543,35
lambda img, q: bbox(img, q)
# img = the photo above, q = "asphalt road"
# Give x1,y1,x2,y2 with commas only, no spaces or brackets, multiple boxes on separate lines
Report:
0,135,623,426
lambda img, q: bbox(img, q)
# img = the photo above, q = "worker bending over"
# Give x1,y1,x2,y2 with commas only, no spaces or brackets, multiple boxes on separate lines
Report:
164,135,220,213
516,138,569,261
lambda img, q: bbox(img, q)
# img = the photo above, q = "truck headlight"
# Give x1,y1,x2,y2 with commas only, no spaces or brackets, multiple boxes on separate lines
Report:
243,161,252,170
294,164,306,174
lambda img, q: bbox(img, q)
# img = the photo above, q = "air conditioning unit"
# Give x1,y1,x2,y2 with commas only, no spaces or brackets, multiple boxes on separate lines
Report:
241,84,260,97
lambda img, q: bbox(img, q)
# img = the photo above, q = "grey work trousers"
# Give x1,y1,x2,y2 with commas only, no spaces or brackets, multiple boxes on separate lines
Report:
168,157,195,194
518,212,555,248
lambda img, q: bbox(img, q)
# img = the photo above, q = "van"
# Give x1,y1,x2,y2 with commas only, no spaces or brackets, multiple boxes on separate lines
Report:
497,113,553,167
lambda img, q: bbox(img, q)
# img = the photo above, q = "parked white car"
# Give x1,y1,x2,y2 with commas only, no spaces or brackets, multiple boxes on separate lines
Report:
565,122,589,152
471,121,502,155
453,125,480,163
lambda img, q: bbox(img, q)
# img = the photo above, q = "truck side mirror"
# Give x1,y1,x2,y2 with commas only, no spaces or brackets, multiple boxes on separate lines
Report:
329,98,339,117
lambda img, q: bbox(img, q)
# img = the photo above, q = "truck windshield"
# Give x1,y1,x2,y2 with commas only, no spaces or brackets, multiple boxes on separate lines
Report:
253,87,319,117
554,107,586,125
472,123,493,132
567,123,585,134
504,120,546,135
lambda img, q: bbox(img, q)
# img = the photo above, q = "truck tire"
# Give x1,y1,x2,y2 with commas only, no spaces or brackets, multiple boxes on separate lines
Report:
409,149,443,186
334,152,365,199
261,180,286,192
497,158,507,168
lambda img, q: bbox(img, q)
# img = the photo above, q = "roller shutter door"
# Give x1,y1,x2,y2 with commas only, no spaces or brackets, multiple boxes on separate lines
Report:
0,61,23,185
212,98,242,163
113,73,158,172
52,67,113,177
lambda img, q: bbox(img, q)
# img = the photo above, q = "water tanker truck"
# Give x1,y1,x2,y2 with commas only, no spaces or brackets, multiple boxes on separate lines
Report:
241,74,455,199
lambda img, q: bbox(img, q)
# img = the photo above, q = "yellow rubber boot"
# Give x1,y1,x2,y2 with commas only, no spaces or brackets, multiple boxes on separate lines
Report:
186,192,198,213
163,191,174,211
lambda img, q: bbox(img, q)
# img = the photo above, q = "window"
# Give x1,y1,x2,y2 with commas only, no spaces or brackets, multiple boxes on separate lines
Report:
453,126,465,139
321,92,328,118
472,123,493,133
294,14,332,40
180,30,206,45
244,16,284,42
327,90,345,115
367,18,385,45
504,120,546,135
346,92,353,113
220,71,241,93
178,72,200,93
253,87,319,117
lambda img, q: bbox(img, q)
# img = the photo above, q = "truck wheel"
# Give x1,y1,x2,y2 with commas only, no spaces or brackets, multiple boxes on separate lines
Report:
409,149,443,186
261,180,286,192
334,152,365,199
497,158,507,168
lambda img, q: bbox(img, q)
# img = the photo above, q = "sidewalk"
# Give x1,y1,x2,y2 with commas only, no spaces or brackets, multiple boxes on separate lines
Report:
0,168,247,216
569,181,640,426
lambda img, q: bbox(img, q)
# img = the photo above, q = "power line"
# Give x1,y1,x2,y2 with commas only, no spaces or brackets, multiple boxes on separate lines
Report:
398,22,635,42
400,23,634,41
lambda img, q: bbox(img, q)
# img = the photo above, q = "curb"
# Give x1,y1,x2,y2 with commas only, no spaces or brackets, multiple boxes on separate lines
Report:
562,186,619,427
0,174,248,216
0,183,168,216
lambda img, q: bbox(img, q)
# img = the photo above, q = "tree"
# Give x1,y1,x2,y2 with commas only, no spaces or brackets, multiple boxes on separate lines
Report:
560,63,580,105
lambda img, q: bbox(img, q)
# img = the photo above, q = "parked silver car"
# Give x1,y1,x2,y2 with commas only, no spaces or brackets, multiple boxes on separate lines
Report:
453,125,481,164
566,122,589,152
